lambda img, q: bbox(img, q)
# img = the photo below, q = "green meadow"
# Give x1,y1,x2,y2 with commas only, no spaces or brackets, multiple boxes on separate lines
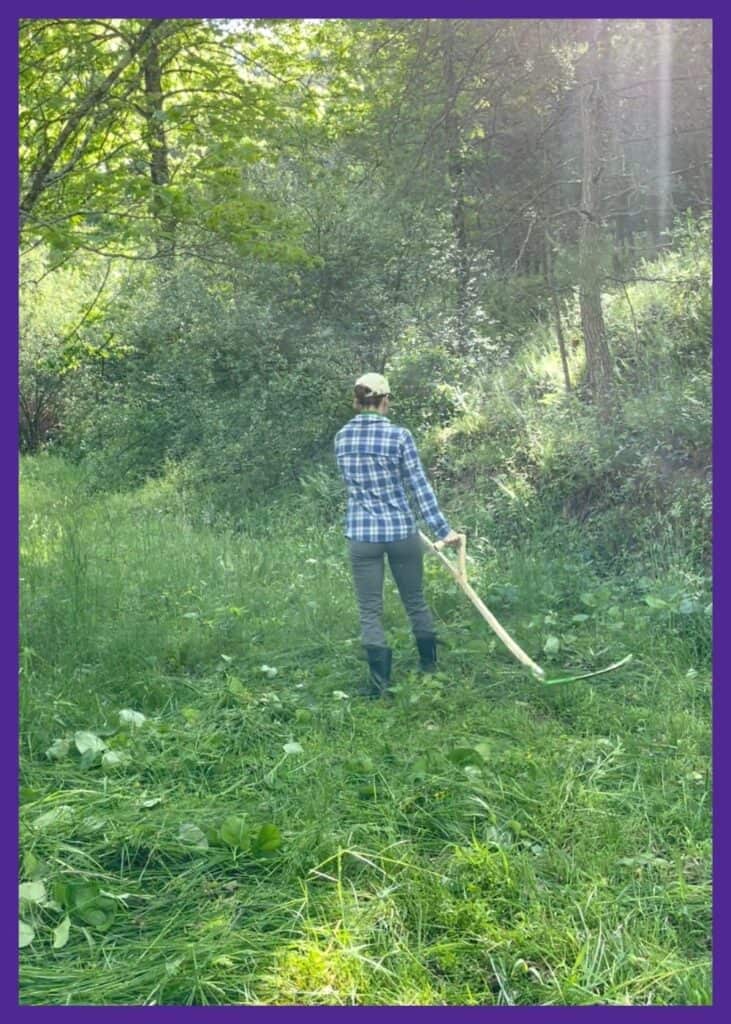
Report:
19,450,711,1005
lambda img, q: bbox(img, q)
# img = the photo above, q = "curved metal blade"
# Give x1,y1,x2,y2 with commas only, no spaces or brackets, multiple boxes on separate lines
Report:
541,653,633,686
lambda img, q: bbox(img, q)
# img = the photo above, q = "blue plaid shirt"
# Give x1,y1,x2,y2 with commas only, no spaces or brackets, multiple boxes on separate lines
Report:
334,413,451,542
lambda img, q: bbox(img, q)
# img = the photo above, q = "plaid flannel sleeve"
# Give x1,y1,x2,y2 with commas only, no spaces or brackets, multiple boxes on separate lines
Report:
399,429,451,540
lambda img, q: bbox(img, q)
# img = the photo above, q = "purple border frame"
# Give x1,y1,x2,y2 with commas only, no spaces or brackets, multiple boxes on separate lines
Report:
6,4,723,1020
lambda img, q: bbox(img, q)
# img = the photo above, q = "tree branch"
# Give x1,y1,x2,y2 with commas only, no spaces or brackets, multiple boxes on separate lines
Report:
20,19,170,225
60,262,113,348
605,274,709,286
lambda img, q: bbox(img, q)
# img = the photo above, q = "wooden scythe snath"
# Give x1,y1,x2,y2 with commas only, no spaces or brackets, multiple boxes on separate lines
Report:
420,531,632,686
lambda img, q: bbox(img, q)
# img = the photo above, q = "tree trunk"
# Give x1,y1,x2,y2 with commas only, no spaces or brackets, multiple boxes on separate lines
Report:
577,22,613,409
544,236,572,392
441,22,470,351
143,38,175,262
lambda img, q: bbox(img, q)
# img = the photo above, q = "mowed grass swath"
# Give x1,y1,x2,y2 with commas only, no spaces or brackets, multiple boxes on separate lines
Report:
19,453,710,1006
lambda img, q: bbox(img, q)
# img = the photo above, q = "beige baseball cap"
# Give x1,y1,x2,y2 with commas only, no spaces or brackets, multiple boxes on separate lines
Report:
355,372,390,396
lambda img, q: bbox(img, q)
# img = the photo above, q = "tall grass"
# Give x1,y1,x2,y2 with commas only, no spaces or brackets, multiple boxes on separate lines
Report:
19,455,710,1005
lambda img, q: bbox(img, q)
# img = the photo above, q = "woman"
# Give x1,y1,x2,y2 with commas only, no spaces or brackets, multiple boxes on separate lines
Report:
334,372,462,697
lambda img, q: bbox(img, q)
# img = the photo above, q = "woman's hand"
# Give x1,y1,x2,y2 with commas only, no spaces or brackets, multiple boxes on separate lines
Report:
437,530,464,549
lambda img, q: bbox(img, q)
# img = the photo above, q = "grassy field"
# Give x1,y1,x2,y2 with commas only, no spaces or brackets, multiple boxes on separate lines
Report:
19,455,711,1005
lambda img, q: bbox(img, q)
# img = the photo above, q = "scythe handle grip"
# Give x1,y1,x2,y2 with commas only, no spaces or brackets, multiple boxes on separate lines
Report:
433,532,467,579
419,529,545,681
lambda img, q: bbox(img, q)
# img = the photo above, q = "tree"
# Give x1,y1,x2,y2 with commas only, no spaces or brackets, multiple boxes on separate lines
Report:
19,19,320,267
141,34,174,261
20,19,172,232
575,20,614,407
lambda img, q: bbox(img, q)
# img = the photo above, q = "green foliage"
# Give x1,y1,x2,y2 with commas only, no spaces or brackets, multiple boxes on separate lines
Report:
421,214,711,573
19,250,127,452
53,259,350,507
604,212,711,379
20,19,321,264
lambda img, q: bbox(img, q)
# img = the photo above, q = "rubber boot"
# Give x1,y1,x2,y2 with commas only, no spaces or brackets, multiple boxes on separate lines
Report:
360,645,393,697
415,634,438,673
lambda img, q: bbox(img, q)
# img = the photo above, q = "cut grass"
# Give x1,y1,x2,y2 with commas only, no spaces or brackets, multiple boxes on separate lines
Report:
19,456,711,1005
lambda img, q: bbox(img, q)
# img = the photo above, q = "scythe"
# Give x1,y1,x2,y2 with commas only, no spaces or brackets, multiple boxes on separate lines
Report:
420,531,632,686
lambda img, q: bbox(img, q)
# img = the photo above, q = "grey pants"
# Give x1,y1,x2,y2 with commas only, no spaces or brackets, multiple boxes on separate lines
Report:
348,533,435,647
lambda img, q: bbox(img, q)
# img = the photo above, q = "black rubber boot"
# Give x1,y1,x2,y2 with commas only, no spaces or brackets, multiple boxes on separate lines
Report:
360,645,393,697
415,634,438,673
